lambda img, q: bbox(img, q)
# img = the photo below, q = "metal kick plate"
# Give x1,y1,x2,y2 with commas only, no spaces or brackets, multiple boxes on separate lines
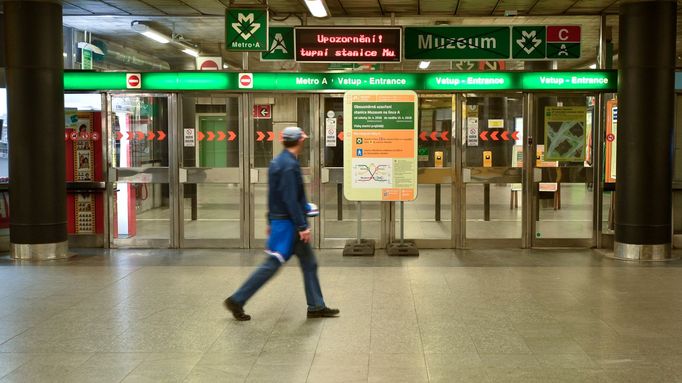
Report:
115,167,170,183
181,168,241,183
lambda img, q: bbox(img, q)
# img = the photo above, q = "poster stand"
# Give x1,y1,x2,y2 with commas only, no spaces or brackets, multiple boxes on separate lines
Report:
343,201,375,256
387,201,419,256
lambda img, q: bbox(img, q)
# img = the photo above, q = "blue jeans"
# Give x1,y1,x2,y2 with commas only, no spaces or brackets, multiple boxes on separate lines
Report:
230,238,326,311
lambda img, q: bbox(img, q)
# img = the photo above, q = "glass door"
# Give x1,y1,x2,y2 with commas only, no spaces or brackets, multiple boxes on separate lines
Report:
249,94,317,248
109,94,176,248
394,95,454,248
319,95,386,248
178,95,244,247
459,93,525,248
530,94,596,246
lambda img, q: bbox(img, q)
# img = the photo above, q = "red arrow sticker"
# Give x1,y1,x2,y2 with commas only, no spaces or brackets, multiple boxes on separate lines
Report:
430,131,439,141
157,131,166,141
256,131,265,141
267,131,275,142
228,131,237,141
501,131,510,141
197,131,205,141
512,131,519,141
441,131,449,141
207,131,215,141
338,132,344,141
147,131,155,140
480,131,488,141
490,131,499,141
217,131,226,141
419,131,428,141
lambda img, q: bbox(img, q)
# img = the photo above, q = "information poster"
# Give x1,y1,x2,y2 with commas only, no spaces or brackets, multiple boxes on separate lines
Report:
343,90,418,201
605,99,618,183
544,106,587,161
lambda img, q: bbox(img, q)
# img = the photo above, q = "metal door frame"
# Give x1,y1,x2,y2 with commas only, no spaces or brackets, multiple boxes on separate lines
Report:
318,93,391,249
247,93,318,249
106,92,179,249
177,93,246,248
457,92,527,249
528,92,600,248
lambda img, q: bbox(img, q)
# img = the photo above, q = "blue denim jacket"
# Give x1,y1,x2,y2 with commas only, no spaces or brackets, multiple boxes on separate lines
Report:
268,149,308,231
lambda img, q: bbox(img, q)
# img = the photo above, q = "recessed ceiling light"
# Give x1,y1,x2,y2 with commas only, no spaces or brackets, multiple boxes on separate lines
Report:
304,0,329,17
419,61,431,70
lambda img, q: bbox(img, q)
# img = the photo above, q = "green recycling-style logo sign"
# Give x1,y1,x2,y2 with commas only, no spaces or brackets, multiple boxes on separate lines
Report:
225,8,268,51
512,26,546,59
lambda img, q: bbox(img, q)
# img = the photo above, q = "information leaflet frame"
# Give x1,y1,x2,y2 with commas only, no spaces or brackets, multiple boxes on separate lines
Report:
343,90,418,202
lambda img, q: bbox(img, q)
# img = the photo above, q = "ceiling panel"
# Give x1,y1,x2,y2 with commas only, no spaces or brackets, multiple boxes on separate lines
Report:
65,0,131,14
337,0,383,16
139,0,201,15
457,0,498,16
492,0,537,15
419,0,457,14
380,0,419,14
530,0,577,15
104,0,166,15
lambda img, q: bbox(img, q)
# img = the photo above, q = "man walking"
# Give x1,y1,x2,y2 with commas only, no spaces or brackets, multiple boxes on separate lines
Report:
224,127,339,321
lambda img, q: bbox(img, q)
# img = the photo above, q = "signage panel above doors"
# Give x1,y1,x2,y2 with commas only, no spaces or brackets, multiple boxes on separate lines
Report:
63,71,617,92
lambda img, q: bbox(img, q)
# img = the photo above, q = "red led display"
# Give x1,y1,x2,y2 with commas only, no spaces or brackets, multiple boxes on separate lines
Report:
294,27,402,63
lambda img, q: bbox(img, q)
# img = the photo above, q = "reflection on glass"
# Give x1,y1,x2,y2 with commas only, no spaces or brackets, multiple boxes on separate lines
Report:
418,97,452,167
462,95,524,240
399,184,451,240
183,183,240,240
114,182,170,240
534,95,594,239
112,96,168,168
322,184,381,240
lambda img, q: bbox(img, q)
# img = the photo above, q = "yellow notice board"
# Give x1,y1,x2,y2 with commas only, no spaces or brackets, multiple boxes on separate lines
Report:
343,90,418,201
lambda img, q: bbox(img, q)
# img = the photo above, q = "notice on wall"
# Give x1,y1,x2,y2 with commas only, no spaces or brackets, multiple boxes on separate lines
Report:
343,90,418,201
544,106,587,162
325,117,337,147
75,193,95,234
73,114,94,181
605,99,618,183
467,117,479,147
184,128,195,147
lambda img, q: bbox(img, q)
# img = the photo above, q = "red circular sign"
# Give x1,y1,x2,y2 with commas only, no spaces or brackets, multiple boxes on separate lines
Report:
127,74,140,87
239,74,252,87
606,133,615,142
200,60,219,70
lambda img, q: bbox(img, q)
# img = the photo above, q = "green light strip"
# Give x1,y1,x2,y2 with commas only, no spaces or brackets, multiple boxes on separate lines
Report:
63,71,618,92
64,72,126,90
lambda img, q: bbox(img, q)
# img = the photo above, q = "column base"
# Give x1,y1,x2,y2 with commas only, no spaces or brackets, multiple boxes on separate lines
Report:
612,241,676,261
11,241,70,260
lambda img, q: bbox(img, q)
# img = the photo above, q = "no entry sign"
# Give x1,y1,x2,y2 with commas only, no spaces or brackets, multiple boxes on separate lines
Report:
238,73,253,88
126,73,141,89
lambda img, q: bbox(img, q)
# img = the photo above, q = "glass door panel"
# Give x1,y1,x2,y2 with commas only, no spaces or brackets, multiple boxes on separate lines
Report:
250,95,315,247
396,96,453,247
179,95,243,247
110,94,173,248
320,96,383,248
532,94,595,245
461,94,524,246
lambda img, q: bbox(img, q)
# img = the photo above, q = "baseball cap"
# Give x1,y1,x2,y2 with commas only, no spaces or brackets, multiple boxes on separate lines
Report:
282,126,308,142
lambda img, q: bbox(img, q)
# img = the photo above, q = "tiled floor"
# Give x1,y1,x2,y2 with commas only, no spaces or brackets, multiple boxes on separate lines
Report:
0,248,680,382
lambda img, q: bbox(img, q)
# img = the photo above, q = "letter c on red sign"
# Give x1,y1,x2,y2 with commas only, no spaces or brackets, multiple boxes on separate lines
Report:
559,28,569,41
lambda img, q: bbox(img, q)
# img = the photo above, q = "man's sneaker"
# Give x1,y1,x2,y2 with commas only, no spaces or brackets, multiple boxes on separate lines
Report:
224,297,251,321
307,307,340,318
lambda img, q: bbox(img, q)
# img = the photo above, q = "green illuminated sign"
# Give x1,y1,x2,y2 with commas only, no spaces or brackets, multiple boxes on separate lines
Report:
521,72,615,90
64,72,126,90
225,8,268,51
261,27,294,60
404,27,511,60
63,71,617,92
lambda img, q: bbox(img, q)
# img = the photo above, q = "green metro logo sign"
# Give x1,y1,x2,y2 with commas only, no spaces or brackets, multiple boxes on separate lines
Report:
512,26,545,59
226,8,268,51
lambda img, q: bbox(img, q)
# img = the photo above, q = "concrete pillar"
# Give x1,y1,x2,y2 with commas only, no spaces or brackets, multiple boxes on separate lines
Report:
615,0,676,260
4,1,68,259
